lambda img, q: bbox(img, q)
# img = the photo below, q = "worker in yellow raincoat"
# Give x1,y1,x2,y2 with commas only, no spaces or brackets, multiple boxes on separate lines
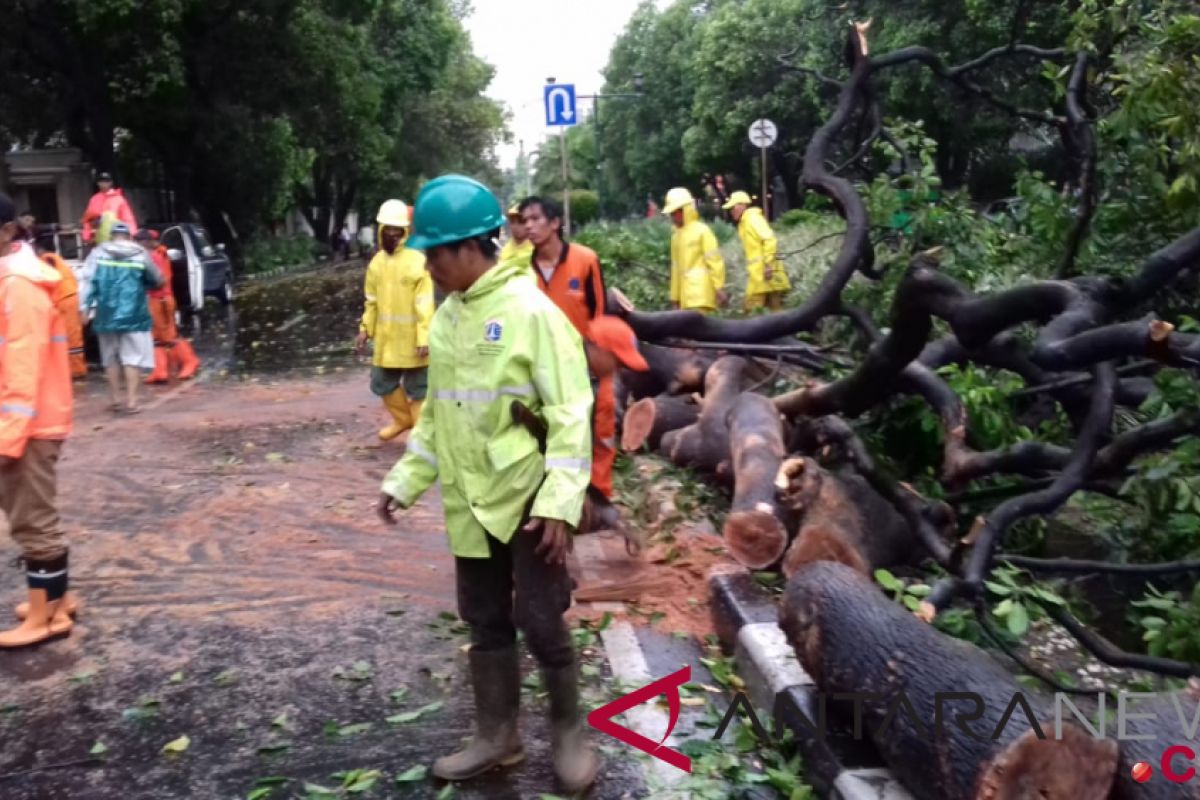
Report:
354,199,434,441
723,190,791,311
663,187,727,312
498,204,533,268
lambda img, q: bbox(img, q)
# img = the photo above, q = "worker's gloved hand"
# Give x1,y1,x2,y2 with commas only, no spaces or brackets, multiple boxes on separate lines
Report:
524,517,572,566
717,289,730,309
764,267,774,281
354,331,370,356
415,346,429,359
377,492,403,525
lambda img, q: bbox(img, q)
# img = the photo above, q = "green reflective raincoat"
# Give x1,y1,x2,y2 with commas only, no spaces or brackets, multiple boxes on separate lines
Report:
381,258,593,558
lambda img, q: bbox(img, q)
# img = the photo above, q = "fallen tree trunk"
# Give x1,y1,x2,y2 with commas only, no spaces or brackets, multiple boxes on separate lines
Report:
723,393,790,569
780,562,1119,800
1111,680,1200,800
621,395,701,452
621,344,715,401
660,356,747,471
777,458,918,577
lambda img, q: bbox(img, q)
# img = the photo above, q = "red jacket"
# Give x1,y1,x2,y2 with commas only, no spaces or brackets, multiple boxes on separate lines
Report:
0,243,73,458
82,188,138,242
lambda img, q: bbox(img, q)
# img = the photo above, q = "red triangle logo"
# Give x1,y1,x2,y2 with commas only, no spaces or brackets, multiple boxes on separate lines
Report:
587,665,693,773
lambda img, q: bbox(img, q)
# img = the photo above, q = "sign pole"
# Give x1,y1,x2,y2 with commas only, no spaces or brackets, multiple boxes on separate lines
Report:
560,128,571,235
761,146,769,220
748,119,779,221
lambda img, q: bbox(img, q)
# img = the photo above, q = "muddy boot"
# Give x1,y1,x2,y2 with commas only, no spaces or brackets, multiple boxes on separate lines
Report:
432,646,524,781
0,555,72,649
544,661,600,792
145,347,170,384
174,339,201,380
16,591,80,630
379,389,413,441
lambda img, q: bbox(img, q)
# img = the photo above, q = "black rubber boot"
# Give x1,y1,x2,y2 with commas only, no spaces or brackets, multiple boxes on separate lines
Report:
432,646,525,780
544,661,600,792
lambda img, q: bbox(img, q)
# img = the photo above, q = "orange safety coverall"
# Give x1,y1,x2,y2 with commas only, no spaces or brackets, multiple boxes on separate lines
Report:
0,243,73,459
40,253,87,378
533,242,615,497
144,247,200,383
81,189,138,243
148,247,177,341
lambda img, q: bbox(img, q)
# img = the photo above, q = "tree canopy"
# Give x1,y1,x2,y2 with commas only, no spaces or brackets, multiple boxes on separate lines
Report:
0,0,508,243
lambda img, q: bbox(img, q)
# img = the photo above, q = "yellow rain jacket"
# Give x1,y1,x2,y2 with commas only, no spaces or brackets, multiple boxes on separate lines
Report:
499,237,533,269
738,207,790,297
670,205,726,312
360,240,434,369
381,257,594,558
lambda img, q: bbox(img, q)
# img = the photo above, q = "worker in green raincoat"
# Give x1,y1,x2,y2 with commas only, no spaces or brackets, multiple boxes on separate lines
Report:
376,175,599,793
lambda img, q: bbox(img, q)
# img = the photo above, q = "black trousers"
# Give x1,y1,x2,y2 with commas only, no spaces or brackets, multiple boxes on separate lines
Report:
455,528,575,669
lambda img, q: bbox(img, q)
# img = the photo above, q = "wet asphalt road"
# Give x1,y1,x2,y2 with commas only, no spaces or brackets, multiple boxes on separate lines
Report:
0,273,654,800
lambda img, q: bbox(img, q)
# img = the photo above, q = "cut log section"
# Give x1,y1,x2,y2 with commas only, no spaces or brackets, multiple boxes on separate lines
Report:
660,356,748,471
621,395,701,452
780,562,1119,800
723,393,790,569
778,458,917,577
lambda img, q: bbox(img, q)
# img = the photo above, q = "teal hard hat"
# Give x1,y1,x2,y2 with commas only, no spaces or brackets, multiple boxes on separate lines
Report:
406,174,504,251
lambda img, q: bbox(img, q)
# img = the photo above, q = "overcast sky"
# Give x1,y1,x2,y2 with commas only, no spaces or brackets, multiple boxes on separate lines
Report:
463,0,662,170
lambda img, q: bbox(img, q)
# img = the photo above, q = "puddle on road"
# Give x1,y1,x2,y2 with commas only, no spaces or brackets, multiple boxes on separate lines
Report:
179,265,368,377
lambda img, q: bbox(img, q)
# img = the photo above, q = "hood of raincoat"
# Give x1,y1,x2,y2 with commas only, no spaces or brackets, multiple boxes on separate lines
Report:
93,240,147,261
0,242,61,289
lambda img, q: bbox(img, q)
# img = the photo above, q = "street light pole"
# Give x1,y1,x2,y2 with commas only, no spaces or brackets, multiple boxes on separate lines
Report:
577,74,644,219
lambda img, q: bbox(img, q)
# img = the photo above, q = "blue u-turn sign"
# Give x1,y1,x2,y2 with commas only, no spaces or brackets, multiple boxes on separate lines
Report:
544,84,577,127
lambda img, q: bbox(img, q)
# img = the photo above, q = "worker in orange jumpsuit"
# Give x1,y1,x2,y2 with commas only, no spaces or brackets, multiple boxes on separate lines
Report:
137,230,200,383
32,239,88,379
519,196,618,524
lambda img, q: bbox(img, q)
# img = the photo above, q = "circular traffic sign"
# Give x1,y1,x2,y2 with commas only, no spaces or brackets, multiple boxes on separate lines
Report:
749,119,778,148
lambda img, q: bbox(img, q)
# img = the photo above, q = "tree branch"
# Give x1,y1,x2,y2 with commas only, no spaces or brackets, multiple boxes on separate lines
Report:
1042,602,1200,679
1057,53,1099,279
999,555,1200,576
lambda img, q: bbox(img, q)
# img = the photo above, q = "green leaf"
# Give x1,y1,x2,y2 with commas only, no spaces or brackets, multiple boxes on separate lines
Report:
271,713,289,729
162,735,191,755
984,581,1013,596
169,672,185,684
70,671,96,685
907,584,932,598
395,765,428,783
874,569,904,592
89,741,108,756
1006,603,1030,637
1141,616,1167,630
387,701,444,725
340,769,381,793
247,788,274,800
214,670,238,687
994,599,1015,617
257,742,291,755
390,688,410,704
437,785,456,800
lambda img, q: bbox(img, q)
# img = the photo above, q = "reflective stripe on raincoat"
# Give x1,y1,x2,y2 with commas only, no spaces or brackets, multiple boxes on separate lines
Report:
360,243,433,369
738,207,790,297
669,204,725,311
381,257,593,558
0,243,73,458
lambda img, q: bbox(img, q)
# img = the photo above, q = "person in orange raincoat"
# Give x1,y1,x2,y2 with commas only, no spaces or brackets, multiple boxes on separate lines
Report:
0,192,77,649
81,172,138,244
33,238,88,379
136,229,200,383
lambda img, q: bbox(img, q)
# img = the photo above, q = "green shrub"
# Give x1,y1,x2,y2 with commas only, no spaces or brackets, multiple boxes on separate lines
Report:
241,235,322,275
569,190,600,228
